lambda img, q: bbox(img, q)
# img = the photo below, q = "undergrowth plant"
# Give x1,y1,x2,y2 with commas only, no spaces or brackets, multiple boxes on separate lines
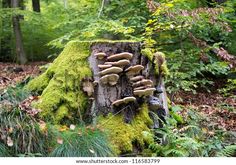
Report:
149,106,236,157
0,84,54,156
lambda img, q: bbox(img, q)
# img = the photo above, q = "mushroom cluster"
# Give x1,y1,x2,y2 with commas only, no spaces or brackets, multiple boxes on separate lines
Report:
95,51,156,107
94,52,133,86
127,70,156,98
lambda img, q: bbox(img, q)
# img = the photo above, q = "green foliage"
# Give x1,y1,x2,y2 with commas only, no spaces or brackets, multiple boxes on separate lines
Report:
149,105,236,157
50,125,114,157
0,6,60,61
143,0,235,95
49,0,149,48
219,78,236,96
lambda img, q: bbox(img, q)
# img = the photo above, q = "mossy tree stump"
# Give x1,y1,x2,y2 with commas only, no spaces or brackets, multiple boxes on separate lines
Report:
26,40,168,155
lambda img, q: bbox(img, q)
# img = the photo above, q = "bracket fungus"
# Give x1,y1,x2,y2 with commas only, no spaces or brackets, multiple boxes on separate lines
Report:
93,80,99,86
132,79,153,88
105,59,130,67
133,85,152,91
125,65,144,76
94,52,107,60
112,96,136,106
100,74,119,86
134,88,156,97
99,67,123,76
98,64,112,69
107,52,133,61
130,75,144,82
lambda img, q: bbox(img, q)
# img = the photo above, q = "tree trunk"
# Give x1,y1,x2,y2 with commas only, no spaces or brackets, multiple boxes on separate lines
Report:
63,0,68,9
11,0,27,64
32,0,40,12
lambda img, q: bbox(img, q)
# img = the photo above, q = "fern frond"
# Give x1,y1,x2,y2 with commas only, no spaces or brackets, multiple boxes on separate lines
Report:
216,145,236,157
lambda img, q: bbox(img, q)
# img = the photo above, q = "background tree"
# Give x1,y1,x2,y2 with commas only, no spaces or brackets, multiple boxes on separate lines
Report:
32,0,40,12
11,0,27,64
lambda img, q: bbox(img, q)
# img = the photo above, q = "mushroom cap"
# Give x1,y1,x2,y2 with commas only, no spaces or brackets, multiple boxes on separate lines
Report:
132,79,153,88
125,65,144,76
94,52,107,60
100,74,119,86
99,67,123,76
112,99,124,106
145,88,156,95
123,97,136,103
98,64,112,69
134,88,156,97
130,75,144,82
112,96,136,106
93,80,99,86
133,85,152,91
105,59,130,67
107,52,133,61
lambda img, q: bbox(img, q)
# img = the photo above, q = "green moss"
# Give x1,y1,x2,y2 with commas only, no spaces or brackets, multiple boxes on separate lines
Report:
26,73,50,93
55,105,69,122
98,104,154,155
26,41,92,124
141,48,169,76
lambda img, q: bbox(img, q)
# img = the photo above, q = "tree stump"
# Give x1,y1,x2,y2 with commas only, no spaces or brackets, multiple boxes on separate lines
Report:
26,41,169,155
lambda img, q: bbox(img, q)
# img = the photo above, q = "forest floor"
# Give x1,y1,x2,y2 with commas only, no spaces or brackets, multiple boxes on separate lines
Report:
1,62,235,131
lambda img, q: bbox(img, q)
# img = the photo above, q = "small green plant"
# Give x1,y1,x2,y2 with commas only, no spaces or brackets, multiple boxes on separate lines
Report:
50,125,114,157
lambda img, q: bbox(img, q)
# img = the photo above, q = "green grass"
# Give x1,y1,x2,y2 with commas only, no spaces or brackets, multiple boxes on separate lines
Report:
50,126,114,157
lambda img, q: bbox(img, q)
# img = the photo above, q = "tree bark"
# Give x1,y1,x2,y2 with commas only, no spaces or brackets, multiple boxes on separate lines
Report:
11,0,27,64
32,0,40,12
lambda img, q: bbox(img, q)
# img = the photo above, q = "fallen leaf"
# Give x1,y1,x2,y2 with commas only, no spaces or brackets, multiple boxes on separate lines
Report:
70,124,76,130
57,137,63,144
7,137,13,147
89,149,95,154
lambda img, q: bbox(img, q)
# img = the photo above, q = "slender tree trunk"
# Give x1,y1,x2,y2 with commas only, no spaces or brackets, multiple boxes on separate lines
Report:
63,0,68,9
32,0,40,12
11,0,27,64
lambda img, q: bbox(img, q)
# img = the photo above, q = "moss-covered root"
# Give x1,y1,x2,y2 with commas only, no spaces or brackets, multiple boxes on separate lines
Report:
26,41,92,124
141,48,169,76
98,104,154,155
